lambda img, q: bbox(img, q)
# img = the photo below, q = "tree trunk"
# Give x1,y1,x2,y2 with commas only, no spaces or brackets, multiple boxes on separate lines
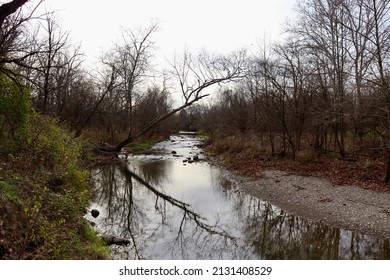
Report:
384,149,390,184
0,0,28,27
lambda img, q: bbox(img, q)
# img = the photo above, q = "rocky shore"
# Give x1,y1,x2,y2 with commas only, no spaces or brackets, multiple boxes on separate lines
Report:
224,168,390,239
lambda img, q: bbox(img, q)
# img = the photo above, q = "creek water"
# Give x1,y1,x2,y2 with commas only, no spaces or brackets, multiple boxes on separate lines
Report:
88,134,390,260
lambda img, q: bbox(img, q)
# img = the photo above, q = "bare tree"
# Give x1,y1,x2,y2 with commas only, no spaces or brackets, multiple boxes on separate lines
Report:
367,0,390,183
245,43,279,154
26,12,84,114
0,0,43,78
290,0,352,158
102,23,158,137
342,0,390,182
73,66,117,138
344,0,374,139
96,48,246,153
265,40,313,158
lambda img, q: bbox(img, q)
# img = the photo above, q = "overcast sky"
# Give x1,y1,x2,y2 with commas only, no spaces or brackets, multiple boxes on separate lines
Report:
40,0,298,70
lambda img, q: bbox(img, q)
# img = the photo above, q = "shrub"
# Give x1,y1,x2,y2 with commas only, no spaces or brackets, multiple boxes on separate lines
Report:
0,75,32,153
0,75,109,259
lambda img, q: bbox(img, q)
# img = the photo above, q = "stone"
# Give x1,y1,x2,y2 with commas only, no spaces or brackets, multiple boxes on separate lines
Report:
91,209,100,218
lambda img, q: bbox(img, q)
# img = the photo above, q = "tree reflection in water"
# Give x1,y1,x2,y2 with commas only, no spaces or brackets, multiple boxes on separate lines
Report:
90,159,390,260
90,163,237,259
241,197,390,259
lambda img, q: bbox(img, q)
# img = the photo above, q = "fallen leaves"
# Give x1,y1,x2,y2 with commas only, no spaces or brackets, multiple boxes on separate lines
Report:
210,148,390,194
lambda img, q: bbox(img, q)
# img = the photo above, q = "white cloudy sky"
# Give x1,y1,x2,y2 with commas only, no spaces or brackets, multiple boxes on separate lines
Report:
38,0,297,69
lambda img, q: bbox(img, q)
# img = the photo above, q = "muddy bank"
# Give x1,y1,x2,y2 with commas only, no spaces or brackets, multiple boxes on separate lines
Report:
221,168,390,239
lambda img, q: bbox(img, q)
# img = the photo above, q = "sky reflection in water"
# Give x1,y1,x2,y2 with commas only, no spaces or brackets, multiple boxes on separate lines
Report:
88,135,390,260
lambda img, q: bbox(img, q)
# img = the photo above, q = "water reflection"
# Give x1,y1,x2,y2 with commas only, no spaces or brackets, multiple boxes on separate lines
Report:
89,135,390,260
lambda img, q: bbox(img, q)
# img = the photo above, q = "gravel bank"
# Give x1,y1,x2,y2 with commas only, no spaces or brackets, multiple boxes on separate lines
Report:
227,169,390,239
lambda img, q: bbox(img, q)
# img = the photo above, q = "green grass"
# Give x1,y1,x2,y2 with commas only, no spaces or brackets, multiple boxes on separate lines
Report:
127,140,156,154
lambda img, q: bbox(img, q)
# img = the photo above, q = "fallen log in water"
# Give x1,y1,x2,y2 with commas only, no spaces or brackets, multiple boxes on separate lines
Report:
102,234,131,246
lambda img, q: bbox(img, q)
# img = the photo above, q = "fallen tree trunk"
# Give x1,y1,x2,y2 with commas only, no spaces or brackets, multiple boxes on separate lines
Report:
97,93,210,154
91,49,246,155
102,234,131,246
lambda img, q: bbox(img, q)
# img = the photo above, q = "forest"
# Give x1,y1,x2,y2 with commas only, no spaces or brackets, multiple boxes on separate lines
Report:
1,0,390,259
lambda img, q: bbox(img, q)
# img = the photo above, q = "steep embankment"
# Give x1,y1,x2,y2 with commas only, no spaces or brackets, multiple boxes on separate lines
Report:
0,112,109,259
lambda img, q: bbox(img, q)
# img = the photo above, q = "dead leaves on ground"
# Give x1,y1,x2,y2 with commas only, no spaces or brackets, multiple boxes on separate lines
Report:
214,152,390,194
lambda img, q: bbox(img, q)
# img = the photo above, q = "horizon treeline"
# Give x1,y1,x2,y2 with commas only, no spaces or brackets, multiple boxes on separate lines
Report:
3,1,390,170
193,0,390,168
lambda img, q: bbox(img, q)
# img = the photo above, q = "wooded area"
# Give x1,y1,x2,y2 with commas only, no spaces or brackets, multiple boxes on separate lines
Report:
193,0,390,184
1,0,390,178
2,0,390,260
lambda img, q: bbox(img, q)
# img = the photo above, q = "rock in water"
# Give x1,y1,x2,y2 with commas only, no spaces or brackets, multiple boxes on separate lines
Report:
91,209,100,218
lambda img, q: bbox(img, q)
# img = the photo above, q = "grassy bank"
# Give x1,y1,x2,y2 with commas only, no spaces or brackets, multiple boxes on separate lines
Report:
206,133,389,193
0,80,110,259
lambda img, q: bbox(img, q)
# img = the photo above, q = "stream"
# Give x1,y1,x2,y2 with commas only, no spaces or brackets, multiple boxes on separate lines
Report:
87,133,390,260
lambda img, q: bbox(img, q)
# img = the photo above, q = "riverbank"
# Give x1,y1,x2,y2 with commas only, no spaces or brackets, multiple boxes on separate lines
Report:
0,115,110,260
222,169,390,239
206,138,390,239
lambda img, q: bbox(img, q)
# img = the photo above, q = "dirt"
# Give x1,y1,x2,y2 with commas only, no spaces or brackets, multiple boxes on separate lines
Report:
224,168,390,239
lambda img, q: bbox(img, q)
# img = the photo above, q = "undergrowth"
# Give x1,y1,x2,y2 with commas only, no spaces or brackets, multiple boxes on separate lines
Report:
0,75,109,260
